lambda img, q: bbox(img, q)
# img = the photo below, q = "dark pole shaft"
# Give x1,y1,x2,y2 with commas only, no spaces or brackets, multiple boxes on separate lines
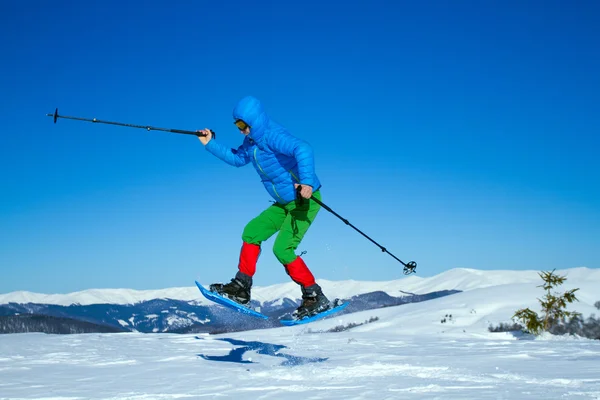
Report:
308,193,417,274
46,109,208,136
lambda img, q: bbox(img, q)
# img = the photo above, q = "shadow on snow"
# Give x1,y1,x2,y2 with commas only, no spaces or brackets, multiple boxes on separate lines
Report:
196,336,328,366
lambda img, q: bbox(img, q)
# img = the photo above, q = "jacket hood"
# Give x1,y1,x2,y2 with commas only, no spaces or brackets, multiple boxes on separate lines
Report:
232,96,269,139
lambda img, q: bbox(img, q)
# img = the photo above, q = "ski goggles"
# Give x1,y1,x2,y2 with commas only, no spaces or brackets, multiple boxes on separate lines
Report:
234,119,250,131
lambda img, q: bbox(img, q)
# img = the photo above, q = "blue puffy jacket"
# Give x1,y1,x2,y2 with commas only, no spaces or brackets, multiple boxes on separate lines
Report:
205,96,321,204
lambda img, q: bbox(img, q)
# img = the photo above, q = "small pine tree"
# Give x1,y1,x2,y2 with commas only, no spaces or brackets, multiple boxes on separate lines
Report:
512,269,580,335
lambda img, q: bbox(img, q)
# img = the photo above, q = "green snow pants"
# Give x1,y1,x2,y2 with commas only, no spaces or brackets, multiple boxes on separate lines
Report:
242,190,322,265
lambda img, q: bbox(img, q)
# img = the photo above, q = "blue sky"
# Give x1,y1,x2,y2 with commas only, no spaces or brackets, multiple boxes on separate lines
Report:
1,0,599,294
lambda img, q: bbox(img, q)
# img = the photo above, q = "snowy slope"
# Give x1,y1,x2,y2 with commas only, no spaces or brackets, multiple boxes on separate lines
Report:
0,267,599,400
308,280,600,337
1,267,596,306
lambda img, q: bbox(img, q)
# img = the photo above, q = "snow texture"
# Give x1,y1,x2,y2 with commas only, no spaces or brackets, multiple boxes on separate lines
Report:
1,267,599,399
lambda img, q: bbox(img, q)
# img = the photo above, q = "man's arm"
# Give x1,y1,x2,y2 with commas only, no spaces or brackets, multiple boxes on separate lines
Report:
198,129,250,167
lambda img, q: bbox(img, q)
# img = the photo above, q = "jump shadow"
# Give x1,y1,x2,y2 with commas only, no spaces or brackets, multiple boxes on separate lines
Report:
196,337,328,366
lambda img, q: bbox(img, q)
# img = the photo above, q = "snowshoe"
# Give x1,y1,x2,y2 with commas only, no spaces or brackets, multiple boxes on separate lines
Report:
209,275,251,305
293,284,331,320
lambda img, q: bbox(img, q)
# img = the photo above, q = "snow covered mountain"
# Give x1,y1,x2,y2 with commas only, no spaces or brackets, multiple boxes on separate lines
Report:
1,267,597,334
3,267,596,306
0,287,458,334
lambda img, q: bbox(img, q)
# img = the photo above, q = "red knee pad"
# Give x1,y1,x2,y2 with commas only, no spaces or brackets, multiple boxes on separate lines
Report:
238,242,261,277
284,256,316,287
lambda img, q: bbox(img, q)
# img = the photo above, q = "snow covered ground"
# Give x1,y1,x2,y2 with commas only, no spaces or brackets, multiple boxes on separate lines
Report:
1,267,599,399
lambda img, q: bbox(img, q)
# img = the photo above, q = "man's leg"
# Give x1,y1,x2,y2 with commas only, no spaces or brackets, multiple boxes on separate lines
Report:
273,191,330,317
272,191,322,287
210,203,287,303
237,203,288,284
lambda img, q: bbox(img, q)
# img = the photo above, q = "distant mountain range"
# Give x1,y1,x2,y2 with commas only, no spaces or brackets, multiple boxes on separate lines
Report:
0,289,460,334
1,267,597,335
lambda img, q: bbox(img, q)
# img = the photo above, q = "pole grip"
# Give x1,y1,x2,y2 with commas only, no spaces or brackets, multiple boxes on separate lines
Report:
170,129,199,135
170,128,214,138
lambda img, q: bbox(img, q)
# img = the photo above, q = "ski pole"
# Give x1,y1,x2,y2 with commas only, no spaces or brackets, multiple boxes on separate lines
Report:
297,186,417,275
46,108,212,137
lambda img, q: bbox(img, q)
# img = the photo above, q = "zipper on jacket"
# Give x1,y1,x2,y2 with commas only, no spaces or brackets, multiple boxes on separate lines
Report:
272,185,285,203
253,148,268,178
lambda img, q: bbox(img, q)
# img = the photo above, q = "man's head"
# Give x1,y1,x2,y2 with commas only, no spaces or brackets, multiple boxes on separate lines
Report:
234,118,251,135
232,96,268,137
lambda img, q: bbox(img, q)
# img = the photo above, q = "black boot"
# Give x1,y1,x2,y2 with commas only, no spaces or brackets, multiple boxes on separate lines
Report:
209,272,252,305
293,284,331,319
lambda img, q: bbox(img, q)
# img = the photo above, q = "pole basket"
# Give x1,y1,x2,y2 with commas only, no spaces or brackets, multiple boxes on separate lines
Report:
403,261,417,275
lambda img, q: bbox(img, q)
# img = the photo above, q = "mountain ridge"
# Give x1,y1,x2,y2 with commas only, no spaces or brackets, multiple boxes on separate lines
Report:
1,266,595,306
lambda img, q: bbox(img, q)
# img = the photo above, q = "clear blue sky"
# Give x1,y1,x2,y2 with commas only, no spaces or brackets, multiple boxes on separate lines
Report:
1,0,599,294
